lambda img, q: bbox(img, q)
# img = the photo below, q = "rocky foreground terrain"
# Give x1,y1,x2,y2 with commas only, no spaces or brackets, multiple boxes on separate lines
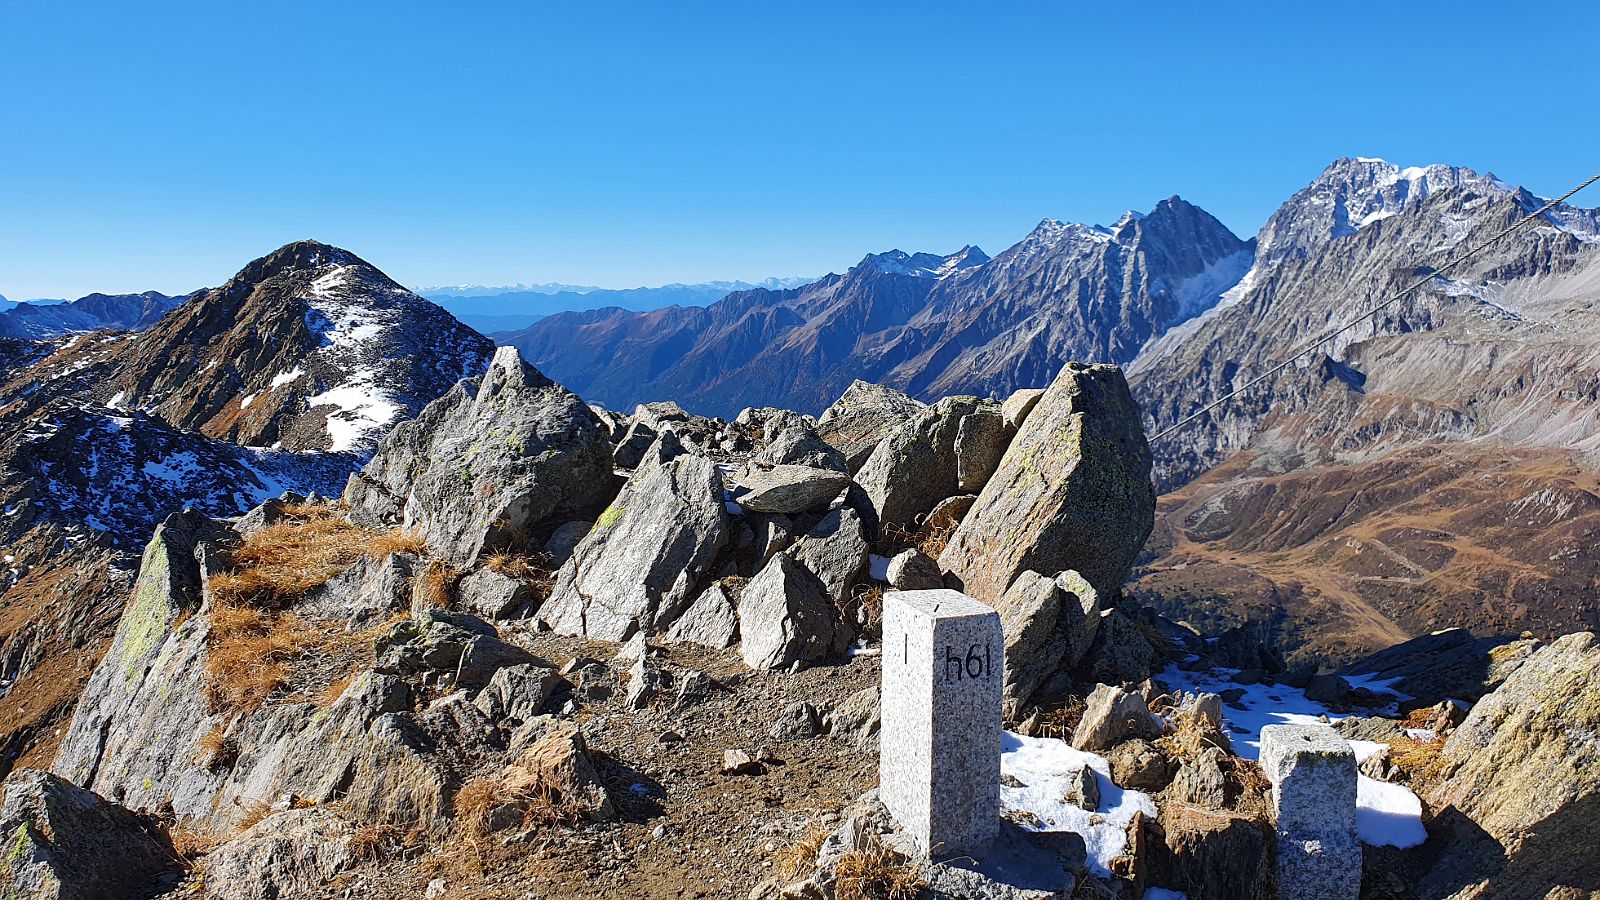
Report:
0,332,1590,899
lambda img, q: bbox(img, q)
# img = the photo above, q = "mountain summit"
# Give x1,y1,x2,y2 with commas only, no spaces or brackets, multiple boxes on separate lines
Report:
29,240,494,455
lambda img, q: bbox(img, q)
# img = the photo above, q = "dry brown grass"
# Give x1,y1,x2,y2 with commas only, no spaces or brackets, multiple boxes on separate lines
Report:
873,517,956,563
1156,707,1230,762
453,775,584,842
235,799,273,833
195,723,238,771
1032,696,1087,742
915,517,957,559
211,512,422,609
169,822,224,868
1386,735,1452,785
348,823,408,863
833,836,924,900
419,560,458,609
483,549,552,580
773,825,830,880
203,504,423,714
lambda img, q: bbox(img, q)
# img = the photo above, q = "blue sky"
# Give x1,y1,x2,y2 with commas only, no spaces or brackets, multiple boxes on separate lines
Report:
3,1,1596,299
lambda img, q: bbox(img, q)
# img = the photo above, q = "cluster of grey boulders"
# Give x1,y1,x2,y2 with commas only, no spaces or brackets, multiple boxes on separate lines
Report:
339,345,1161,689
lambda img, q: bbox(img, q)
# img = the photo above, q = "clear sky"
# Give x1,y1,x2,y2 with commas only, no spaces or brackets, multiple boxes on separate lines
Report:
3,1,1597,299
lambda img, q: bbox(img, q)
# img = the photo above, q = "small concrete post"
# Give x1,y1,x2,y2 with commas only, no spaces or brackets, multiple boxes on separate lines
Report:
879,589,1003,857
1259,723,1361,900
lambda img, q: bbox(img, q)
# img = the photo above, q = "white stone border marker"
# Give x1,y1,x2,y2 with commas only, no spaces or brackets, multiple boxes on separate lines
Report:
879,589,1003,857
1260,723,1361,900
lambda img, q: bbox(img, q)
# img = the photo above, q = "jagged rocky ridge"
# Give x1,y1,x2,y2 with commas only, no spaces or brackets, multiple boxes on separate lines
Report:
0,290,185,340
0,240,493,783
505,199,1250,418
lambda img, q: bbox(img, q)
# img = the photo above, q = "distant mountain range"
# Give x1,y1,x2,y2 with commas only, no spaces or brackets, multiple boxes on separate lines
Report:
500,200,1249,418
424,277,816,333
500,157,1600,660
0,291,186,339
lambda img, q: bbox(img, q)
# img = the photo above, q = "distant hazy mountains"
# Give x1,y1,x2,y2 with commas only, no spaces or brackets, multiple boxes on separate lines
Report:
0,291,185,339
424,277,815,333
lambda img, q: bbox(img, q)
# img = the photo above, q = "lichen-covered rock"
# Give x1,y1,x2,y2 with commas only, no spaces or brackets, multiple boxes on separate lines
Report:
453,566,539,620
816,381,927,473
732,464,850,514
1339,626,1540,704
1071,683,1162,751
1147,803,1274,900
501,723,614,822
538,436,729,641
343,346,614,568
854,395,992,533
995,569,1100,706
472,663,559,722
1107,739,1174,792
0,770,180,900
1421,632,1600,896
53,510,235,801
199,808,355,900
738,553,847,671
1000,388,1045,432
939,362,1153,607
1169,747,1231,809
752,411,848,472
953,404,1008,493
1075,606,1171,687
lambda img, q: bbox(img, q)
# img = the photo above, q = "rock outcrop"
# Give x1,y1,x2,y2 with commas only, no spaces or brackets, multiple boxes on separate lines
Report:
940,362,1154,607
855,395,1001,533
1422,632,1600,897
344,346,615,567
537,435,729,641
0,770,180,900
816,381,927,473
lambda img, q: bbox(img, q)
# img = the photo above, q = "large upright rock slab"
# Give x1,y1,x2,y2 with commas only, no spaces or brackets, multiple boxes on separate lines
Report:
1421,632,1600,896
939,362,1154,606
344,346,614,567
537,436,729,641
0,770,180,900
53,510,235,792
816,381,927,473
854,395,998,533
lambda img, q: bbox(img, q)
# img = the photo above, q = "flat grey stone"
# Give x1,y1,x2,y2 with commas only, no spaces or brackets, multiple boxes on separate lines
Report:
733,464,849,514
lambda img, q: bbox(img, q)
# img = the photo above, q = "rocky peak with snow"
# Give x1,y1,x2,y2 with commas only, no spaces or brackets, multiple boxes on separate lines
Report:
856,246,989,279
56,240,494,455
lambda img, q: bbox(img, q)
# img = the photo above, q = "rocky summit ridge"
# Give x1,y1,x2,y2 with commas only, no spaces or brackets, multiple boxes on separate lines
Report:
3,339,1586,899
0,157,1594,899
